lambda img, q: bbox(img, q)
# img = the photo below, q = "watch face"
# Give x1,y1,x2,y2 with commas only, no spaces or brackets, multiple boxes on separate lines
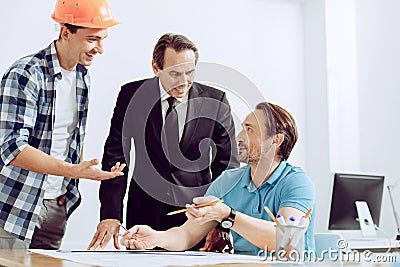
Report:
221,220,233,229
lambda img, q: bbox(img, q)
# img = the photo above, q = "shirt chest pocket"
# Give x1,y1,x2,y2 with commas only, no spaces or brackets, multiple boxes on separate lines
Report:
29,102,53,149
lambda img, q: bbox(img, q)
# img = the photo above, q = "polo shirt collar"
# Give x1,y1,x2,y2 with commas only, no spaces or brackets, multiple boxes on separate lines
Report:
241,161,288,191
240,165,257,192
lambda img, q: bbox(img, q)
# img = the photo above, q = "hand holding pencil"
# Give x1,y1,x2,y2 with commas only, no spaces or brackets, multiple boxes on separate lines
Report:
167,198,223,215
184,197,231,224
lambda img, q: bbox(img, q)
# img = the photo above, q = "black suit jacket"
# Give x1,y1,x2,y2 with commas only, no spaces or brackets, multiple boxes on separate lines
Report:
99,77,238,231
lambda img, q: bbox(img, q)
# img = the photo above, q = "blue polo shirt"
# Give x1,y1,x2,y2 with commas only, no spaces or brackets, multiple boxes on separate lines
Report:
205,161,315,255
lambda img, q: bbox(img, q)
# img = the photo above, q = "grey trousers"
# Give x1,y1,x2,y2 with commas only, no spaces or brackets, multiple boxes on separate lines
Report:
0,198,67,249
0,227,28,249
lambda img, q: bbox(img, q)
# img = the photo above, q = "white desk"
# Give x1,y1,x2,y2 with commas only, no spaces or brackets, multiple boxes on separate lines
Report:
0,249,398,267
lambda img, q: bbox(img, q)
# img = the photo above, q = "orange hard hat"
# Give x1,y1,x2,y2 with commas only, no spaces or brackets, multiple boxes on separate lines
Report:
51,0,120,28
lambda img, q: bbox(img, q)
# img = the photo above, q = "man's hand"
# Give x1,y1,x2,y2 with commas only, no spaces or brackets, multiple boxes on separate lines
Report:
71,160,126,181
121,225,158,250
88,219,122,250
185,196,218,220
9,146,125,181
185,196,230,224
200,228,233,253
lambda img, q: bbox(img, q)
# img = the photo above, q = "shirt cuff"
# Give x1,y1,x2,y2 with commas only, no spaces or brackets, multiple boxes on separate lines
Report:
0,137,29,166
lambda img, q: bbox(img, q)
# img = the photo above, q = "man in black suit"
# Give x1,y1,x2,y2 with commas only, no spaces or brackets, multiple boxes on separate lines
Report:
88,33,238,250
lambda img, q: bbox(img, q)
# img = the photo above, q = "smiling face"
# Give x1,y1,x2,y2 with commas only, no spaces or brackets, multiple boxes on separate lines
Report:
153,47,196,98
60,26,108,69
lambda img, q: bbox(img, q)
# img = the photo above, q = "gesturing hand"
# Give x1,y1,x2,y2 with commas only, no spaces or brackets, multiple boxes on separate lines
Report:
71,160,126,181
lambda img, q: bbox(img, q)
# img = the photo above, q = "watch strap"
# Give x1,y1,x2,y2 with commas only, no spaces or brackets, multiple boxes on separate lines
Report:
221,206,236,229
227,207,236,222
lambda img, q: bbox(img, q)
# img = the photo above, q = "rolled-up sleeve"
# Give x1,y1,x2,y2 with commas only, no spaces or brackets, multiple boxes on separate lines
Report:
0,67,38,165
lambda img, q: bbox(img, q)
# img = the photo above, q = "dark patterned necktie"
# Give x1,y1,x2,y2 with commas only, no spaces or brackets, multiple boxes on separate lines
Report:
165,97,176,119
163,97,179,162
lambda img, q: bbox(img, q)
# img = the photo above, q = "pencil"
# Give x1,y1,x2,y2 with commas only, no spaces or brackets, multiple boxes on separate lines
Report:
167,199,223,215
119,223,128,231
305,208,313,218
263,206,280,225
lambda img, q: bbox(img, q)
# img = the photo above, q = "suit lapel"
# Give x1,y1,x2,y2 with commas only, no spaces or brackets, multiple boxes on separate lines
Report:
180,83,204,153
146,77,163,146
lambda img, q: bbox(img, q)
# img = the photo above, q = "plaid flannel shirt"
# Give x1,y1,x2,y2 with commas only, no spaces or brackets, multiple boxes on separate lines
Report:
0,41,90,243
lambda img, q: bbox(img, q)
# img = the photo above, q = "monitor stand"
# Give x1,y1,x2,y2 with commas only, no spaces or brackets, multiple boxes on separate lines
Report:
345,201,400,250
355,201,377,238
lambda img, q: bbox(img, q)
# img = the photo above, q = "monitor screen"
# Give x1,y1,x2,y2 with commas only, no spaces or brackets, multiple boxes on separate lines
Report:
328,173,385,230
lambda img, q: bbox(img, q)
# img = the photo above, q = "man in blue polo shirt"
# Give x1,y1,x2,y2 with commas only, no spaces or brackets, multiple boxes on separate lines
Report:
120,102,315,255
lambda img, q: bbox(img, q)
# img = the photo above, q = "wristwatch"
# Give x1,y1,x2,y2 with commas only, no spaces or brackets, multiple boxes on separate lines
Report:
221,206,236,229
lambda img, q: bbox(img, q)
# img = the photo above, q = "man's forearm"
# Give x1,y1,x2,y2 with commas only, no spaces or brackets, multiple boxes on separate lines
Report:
99,173,127,221
158,225,209,251
158,220,215,251
231,212,276,250
157,227,193,251
10,145,76,178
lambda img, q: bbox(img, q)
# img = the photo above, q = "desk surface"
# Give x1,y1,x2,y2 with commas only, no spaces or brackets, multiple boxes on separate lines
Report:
0,250,266,267
0,250,397,267
0,250,86,267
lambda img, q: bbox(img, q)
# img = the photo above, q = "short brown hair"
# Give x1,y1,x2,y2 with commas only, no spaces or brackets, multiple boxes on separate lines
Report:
256,102,298,160
153,33,199,69
58,23,84,39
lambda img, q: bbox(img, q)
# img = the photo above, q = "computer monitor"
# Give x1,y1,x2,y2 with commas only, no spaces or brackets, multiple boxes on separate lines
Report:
328,173,385,230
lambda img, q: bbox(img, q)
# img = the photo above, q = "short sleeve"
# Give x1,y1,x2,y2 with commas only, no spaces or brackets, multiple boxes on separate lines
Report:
278,172,315,214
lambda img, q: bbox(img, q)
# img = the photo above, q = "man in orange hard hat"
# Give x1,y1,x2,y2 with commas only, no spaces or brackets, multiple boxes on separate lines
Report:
0,0,122,249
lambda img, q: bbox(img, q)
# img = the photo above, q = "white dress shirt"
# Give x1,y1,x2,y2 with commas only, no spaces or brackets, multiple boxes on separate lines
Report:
159,80,188,142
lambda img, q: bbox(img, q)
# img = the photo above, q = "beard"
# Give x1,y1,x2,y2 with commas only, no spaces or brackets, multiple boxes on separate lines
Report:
237,143,261,164
237,152,248,163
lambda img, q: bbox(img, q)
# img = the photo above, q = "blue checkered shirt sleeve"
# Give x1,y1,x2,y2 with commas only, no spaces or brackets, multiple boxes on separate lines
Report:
0,67,38,165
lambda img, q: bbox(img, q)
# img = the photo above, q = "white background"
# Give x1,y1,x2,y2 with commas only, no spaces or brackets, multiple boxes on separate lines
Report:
1,0,399,248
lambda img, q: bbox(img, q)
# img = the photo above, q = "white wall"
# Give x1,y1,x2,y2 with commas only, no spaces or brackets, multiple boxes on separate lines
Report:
355,0,400,238
0,0,306,248
303,0,331,233
306,0,400,238
325,0,360,172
